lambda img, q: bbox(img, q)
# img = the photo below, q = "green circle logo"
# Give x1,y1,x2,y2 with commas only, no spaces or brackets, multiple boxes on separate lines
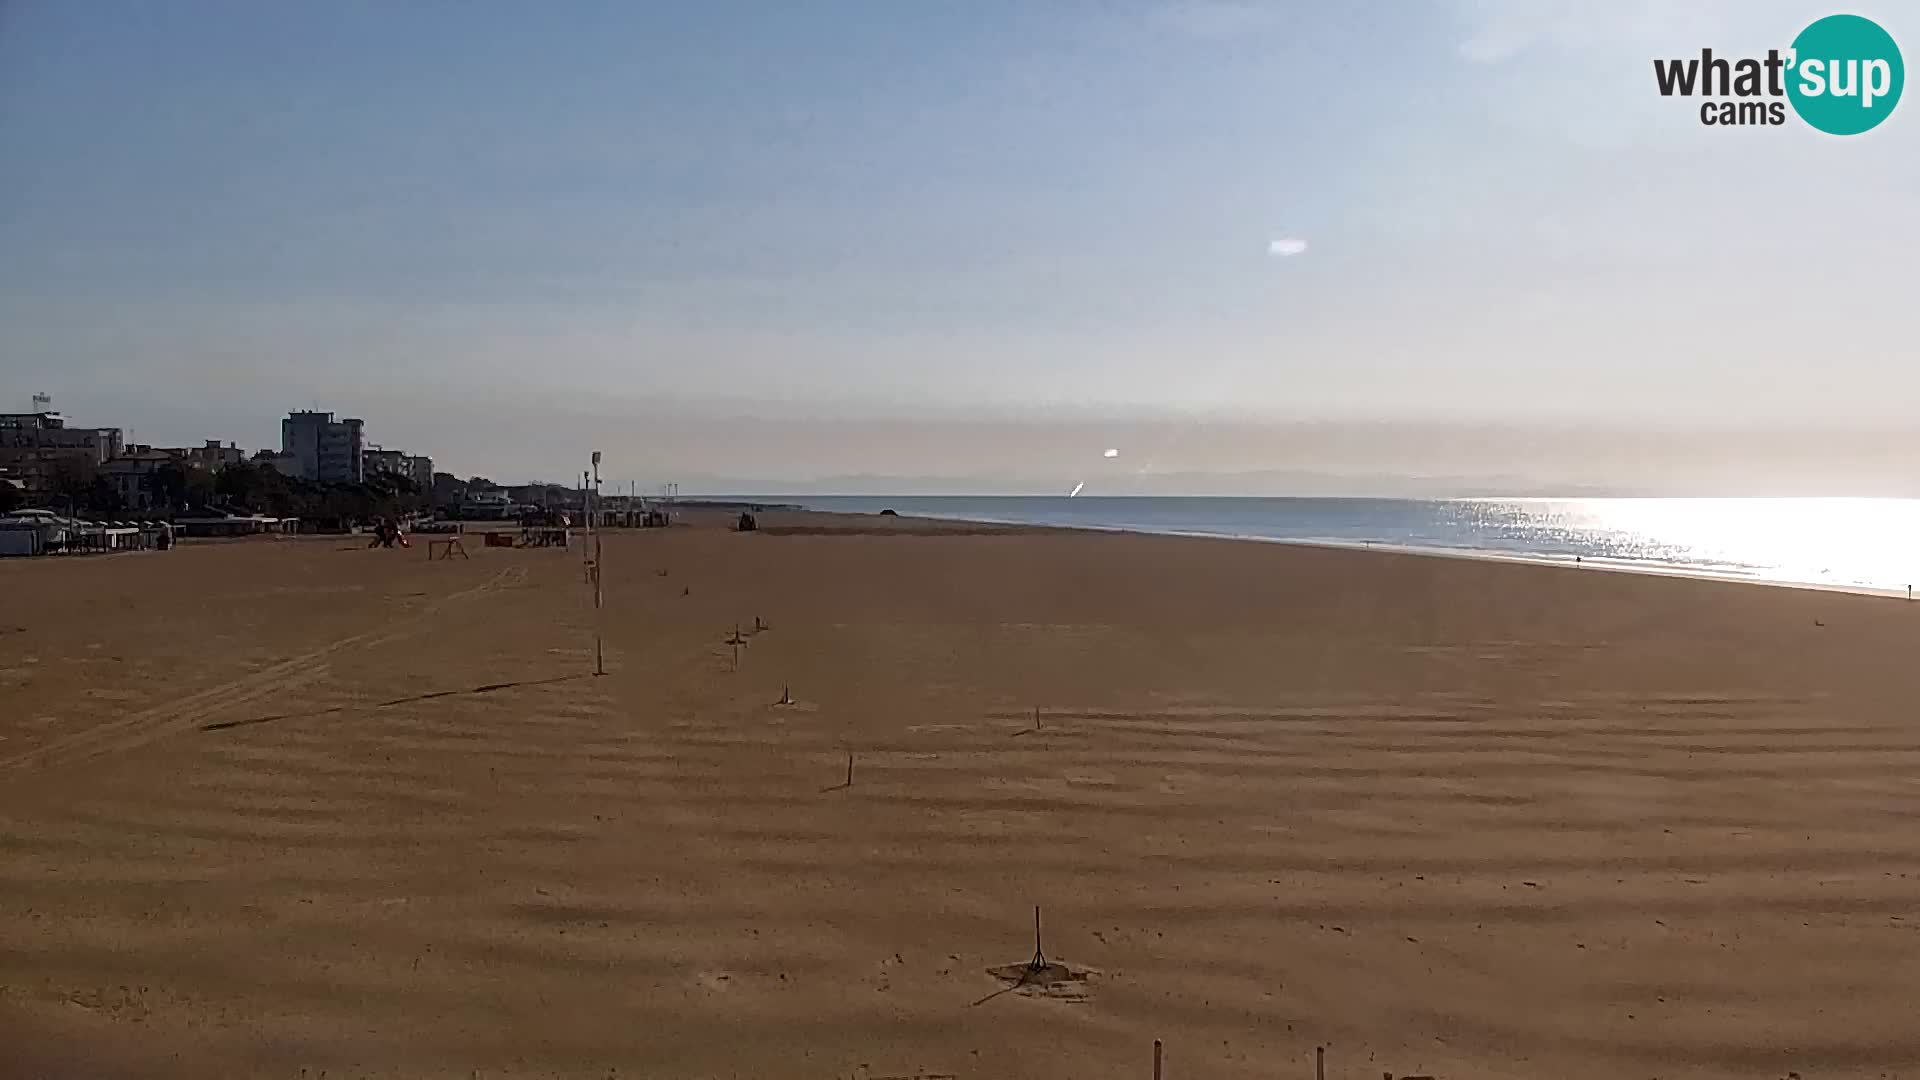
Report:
1787,14,1903,134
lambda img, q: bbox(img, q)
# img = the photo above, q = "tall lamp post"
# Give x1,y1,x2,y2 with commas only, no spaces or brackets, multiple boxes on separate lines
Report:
590,451,604,676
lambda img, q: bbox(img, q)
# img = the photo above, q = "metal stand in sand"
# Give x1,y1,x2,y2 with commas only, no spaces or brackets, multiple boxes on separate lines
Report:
1027,905,1047,973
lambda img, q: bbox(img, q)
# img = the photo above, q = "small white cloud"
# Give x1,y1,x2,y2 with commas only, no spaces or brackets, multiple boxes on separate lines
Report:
1267,237,1309,257
1103,448,1119,458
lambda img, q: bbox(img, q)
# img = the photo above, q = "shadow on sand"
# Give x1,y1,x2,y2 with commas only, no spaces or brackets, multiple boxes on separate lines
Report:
200,673,591,732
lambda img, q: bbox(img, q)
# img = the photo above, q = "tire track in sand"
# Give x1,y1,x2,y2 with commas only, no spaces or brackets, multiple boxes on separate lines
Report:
0,567,527,774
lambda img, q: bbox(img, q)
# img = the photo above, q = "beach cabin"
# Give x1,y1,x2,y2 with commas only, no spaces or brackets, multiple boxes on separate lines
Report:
173,512,294,538
65,521,144,553
0,509,69,556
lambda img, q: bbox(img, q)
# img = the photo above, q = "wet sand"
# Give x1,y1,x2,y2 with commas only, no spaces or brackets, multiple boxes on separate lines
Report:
4,512,1920,1079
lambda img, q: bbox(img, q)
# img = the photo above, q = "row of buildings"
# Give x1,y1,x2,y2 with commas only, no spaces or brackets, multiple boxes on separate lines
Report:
0,398,435,511
271,409,433,490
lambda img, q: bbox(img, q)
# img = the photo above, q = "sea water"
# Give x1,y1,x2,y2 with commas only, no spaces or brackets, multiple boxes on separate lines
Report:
774,496,1920,595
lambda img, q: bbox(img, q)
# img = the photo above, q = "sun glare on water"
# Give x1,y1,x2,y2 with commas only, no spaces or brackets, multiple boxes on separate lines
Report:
1557,498,1920,592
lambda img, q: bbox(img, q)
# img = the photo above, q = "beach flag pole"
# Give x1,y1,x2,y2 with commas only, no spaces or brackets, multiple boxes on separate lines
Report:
591,451,604,676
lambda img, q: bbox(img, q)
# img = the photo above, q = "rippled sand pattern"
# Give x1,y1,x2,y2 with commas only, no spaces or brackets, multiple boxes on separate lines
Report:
4,517,1920,1078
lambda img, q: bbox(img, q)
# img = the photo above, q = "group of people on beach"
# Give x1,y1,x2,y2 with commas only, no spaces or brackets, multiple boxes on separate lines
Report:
366,516,410,549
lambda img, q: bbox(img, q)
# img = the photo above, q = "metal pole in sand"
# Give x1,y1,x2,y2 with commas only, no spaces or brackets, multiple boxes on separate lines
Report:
1315,1046,1325,1080
1029,905,1046,970
591,452,604,676
1152,1039,1163,1080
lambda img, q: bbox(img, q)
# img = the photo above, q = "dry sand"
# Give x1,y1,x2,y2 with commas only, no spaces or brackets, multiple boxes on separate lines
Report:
4,512,1920,1079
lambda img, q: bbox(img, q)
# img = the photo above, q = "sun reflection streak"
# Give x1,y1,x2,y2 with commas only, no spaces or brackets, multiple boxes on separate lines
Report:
1484,498,1920,590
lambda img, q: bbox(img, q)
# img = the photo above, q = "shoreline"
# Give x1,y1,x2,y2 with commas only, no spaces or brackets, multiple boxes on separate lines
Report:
792,506,1917,601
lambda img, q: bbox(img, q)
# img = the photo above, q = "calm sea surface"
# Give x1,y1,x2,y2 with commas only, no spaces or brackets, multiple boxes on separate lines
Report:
771,497,1920,595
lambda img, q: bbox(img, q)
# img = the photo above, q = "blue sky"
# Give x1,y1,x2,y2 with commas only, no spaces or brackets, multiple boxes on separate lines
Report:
2,1,1916,492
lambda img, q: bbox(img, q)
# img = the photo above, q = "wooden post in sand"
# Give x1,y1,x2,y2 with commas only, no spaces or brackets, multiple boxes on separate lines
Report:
1315,1046,1325,1080
1152,1039,1163,1080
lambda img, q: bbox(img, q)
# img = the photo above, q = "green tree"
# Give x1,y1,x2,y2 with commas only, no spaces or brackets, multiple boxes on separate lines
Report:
149,463,191,510
184,466,217,509
216,461,297,517
86,475,125,517
47,457,100,514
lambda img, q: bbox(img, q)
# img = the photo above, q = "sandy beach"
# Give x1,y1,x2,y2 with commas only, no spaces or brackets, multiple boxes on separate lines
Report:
5,512,1920,1079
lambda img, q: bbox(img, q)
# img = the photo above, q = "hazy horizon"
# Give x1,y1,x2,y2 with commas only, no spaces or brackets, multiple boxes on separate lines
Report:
5,1,1915,493
12,385,1920,501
